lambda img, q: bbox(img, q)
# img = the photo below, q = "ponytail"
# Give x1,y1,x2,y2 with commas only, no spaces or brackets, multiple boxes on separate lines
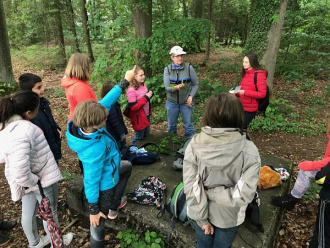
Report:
0,91,39,130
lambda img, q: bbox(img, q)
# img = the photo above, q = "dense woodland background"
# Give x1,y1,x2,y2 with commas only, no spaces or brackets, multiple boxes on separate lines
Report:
0,0,330,247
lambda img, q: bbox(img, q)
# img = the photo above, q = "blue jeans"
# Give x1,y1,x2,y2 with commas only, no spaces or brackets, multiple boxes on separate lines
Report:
194,222,239,248
131,116,150,144
166,100,195,137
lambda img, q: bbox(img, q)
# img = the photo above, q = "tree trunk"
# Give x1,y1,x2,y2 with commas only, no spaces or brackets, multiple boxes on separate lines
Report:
81,0,94,62
193,0,203,18
261,0,288,89
182,0,188,17
67,0,80,53
0,0,17,91
132,0,152,77
203,0,214,65
53,0,66,66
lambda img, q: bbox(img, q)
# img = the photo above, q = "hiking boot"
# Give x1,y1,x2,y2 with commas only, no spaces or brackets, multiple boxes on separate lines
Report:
63,233,74,246
29,235,50,248
0,234,9,247
271,194,300,210
0,220,17,230
117,196,127,210
108,210,118,220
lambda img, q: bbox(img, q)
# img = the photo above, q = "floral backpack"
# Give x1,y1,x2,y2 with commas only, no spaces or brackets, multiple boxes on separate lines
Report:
127,176,166,209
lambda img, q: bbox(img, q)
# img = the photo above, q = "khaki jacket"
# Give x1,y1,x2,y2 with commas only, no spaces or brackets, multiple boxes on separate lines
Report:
183,127,261,228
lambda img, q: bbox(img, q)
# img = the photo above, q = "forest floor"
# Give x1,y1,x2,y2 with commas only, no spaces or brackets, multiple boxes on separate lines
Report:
0,50,328,247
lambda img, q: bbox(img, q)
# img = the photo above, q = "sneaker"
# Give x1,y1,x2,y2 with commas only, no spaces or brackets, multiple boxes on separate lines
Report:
29,235,50,248
271,194,300,210
108,209,118,220
0,234,9,247
63,233,74,246
117,196,127,210
0,220,17,230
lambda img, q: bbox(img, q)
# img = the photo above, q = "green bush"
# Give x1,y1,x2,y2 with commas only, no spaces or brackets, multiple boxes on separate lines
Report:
116,229,165,248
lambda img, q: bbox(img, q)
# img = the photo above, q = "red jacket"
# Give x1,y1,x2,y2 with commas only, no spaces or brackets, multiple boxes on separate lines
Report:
299,135,330,171
123,96,150,131
61,77,97,120
238,69,267,112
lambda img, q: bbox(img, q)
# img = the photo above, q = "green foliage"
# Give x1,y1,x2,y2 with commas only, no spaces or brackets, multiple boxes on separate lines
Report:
303,180,321,200
158,133,185,155
62,171,77,181
244,0,280,55
249,98,327,135
116,229,165,248
299,79,315,91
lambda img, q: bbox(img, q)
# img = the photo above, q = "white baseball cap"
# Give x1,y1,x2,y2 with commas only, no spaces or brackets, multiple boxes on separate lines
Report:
169,46,187,55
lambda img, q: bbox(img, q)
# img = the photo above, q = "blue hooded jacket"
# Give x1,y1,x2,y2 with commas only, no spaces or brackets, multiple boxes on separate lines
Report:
66,85,122,204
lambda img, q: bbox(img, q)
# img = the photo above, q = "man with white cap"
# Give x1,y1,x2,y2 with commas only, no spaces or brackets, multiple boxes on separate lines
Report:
163,45,199,137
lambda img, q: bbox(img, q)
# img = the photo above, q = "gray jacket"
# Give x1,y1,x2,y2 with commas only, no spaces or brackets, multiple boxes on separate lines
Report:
183,127,261,228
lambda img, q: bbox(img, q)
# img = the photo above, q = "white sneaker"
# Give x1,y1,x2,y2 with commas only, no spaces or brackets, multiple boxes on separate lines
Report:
29,235,50,248
63,233,74,246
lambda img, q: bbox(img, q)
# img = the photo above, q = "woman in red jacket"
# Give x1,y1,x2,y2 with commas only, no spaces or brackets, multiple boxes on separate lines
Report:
235,52,267,131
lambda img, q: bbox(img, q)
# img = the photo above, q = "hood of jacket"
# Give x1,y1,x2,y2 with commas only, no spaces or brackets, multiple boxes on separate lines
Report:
61,76,88,89
190,127,246,172
66,121,102,153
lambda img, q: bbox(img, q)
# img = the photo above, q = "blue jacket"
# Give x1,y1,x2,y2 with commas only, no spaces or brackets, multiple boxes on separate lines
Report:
66,85,122,204
31,97,62,160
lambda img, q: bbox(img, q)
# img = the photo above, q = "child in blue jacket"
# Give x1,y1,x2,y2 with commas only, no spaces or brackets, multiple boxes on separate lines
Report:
66,72,133,248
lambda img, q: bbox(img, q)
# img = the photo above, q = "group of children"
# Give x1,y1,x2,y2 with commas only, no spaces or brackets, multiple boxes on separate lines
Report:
0,50,329,248
0,53,153,248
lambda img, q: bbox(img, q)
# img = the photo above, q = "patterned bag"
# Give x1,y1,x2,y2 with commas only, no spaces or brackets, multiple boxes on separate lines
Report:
127,176,166,209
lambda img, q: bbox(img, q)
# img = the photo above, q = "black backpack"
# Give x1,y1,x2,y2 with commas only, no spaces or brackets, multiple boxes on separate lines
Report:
245,192,264,233
121,143,160,165
254,72,270,113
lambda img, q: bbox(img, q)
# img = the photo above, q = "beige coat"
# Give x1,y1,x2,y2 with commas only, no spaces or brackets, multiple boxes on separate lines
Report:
0,115,62,201
183,127,261,228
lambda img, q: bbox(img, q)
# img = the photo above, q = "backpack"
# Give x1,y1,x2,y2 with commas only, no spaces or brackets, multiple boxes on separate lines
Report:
254,72,270,113
173,137,193,170
245,192,264,233
157,182,195,242
127,176,166,208
121,143,160,165
315,161,330,186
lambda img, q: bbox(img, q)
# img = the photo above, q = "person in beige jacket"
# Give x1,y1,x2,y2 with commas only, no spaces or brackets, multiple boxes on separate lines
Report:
183,92,261,248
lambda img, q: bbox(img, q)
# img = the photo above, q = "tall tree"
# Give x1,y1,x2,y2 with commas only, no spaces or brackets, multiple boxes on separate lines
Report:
193,0,203,18
261,0,288,88
53,0,66,66
245,0,288,88
0,0,16,91
66,0,80,53
182,0,188,17
132,0,152,77
81,0,94,62
203,0,214,64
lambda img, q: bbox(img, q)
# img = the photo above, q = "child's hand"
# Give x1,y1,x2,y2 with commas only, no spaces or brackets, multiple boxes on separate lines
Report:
125,65,137,82
146,91,153,98
90,212,107,228
201,222,214,235
57,129,62,139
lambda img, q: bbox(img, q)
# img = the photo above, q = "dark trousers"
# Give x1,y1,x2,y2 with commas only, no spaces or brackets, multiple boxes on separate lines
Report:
244,111,256,140
90,160,132,248
309,197,330,248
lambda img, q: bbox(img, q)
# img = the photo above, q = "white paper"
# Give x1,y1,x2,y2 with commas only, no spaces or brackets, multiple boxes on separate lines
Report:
229,86,241,94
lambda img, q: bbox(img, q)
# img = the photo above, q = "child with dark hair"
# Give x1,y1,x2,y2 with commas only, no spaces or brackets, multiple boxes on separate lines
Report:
100,81,128,150
183,92,261,248
0,91,72,248
19,73,62,162
66,71,133,248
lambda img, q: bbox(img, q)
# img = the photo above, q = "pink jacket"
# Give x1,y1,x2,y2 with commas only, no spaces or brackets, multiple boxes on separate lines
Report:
61,76,98,120
126,84,149,116
299,135,330,171
238,69,267,112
